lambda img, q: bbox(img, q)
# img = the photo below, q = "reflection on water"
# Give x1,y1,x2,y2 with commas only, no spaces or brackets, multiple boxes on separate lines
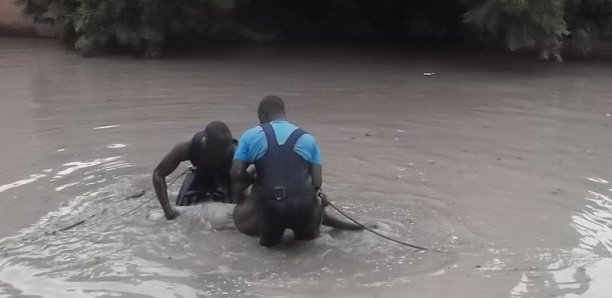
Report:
573,190,612,254
510,177,612,297
511,266,590,298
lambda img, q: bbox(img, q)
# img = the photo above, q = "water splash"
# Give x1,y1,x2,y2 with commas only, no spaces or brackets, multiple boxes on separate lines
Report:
0,177,448,297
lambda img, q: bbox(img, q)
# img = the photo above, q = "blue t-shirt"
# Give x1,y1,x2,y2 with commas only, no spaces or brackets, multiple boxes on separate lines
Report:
234,120,322,165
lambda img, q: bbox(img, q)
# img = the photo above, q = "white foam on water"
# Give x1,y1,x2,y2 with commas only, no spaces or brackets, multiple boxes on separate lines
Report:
587,177,608,184
0,174,46,193
107,144,127,149
93,125,121,130
55,182,81,192
54,156,123,178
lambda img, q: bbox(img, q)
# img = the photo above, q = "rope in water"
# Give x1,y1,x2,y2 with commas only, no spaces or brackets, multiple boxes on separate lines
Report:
50,168,189,233
53,169,431,252
321,193,429,251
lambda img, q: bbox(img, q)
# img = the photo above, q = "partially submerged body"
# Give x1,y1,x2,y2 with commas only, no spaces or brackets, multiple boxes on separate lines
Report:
175,200,363,235
152,120,362,239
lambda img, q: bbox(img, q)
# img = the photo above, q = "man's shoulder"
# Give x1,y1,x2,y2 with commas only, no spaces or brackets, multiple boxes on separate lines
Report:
274,120,299,130
244,125,263,133
277,121,315,143
296,132,317,146
293,129,322,165
241,125,264,140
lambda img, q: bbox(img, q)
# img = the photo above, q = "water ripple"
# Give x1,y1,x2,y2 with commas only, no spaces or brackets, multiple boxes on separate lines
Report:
0,177,450,297
510,176,612,297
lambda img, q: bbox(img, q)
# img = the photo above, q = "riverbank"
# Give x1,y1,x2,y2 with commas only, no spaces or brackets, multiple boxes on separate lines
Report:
0,0,59,39
0,24,37,37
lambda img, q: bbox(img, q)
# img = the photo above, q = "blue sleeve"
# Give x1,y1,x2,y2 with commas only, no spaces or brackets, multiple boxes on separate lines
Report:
295,134,322,165
234,129,254,162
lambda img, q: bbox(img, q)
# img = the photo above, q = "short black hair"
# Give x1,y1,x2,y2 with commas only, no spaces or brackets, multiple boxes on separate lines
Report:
205,121,232,144
258,95,285,116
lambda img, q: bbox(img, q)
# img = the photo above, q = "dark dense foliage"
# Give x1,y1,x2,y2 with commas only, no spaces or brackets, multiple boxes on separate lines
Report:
16,0,612,58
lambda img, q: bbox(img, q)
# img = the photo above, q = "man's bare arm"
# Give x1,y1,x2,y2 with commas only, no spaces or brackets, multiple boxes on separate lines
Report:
230,160,251,204
152,139,190,220
312,164,324,205
311,164,322,189
312,164,364,230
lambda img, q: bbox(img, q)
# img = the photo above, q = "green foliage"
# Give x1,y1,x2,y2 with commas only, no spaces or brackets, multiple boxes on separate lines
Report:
565,0,612,54
17,0,223,56
462,0,569,60
15,0,612,58
459,0,612,58
15,0,50,17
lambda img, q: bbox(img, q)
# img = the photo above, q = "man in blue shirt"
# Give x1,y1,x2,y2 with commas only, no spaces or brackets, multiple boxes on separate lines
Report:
231,95,360,247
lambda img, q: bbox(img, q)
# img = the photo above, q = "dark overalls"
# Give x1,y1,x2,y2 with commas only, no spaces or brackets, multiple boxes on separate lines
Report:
176,131,232,206
255,123,323,247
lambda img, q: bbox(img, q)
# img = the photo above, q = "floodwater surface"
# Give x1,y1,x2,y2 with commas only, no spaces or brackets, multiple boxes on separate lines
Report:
0,38,611,297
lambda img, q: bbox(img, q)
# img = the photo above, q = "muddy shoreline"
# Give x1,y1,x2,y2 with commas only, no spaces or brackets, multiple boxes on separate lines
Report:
0,25,38,38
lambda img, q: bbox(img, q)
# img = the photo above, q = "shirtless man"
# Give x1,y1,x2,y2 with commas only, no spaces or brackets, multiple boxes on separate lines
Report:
153,121,236,220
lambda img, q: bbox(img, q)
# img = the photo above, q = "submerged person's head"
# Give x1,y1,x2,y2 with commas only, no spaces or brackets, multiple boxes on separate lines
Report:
258,95,286,124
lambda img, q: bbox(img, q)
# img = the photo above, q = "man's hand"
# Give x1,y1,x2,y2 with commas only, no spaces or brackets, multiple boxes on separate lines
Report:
164,208,180,220
316,189,329,207
153,139,190,221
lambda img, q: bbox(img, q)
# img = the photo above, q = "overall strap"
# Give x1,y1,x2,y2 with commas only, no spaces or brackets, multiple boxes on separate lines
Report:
260,123,279,149
282,128,307,150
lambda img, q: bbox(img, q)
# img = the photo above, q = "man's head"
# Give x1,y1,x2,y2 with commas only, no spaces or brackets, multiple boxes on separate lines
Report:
204,121,234,152
203,121,236,167
258,95,286,124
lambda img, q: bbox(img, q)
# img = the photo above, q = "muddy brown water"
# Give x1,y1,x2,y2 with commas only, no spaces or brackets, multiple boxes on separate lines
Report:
0,37,611,297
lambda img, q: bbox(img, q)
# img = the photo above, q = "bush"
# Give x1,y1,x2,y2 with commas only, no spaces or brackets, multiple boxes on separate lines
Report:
565,0,612,55
15,0,612,58
461,0,568,60
17,0,230,56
